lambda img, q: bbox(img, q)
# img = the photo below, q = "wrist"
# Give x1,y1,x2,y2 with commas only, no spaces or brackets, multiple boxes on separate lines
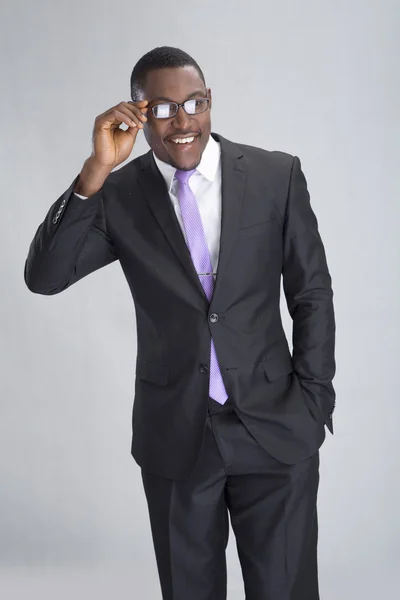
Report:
74,157,111,197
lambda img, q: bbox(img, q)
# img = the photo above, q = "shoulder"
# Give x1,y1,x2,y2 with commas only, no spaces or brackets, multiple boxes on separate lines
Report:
216,134,301,214
238,141,295,172
215,132,296,175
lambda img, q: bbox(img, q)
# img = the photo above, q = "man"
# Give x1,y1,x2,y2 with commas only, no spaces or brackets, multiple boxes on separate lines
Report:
24,46,336,599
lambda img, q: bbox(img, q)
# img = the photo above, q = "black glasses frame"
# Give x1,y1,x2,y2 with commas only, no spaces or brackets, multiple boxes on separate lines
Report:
151,97,210,119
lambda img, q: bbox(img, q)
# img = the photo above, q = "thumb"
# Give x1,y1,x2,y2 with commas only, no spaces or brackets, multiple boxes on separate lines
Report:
126,125,140,140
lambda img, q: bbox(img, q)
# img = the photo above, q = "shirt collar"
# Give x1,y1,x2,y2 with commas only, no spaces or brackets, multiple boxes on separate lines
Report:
152,134,220,193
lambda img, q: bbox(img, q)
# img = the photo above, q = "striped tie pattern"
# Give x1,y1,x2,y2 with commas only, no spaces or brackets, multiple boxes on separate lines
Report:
175,168,228,404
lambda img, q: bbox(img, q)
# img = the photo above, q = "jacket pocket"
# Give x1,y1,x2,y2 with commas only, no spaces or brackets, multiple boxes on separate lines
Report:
136,359,169,386
262,352,293,381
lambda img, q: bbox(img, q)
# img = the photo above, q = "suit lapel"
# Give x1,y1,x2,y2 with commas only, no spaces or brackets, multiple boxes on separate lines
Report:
138,150,208,301
137,132,246,303
211,133,246,304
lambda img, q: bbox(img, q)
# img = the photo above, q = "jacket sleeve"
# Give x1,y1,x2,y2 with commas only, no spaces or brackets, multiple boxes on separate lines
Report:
282,156,336,433
24,175,118,295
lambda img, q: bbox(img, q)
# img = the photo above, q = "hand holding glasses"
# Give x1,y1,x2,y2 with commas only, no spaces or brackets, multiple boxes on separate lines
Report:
73,97,209,197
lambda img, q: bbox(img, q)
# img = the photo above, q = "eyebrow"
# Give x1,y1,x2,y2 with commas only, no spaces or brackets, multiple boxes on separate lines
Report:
151,90,206,103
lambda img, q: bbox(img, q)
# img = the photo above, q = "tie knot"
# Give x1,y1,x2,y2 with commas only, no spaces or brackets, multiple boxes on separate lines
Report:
175,168,196,185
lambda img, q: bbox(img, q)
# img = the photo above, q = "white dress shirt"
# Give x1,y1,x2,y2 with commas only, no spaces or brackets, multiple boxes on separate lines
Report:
74,135,222,273
152,135,222,273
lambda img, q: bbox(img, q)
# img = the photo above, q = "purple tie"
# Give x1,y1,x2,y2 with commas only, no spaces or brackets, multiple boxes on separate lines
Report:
175,169,228,404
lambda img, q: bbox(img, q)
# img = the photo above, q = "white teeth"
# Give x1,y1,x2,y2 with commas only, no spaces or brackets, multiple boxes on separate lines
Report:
172,136,195,144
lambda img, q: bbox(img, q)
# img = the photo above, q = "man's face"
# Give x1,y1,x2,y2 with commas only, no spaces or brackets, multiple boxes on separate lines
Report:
139,66,212,171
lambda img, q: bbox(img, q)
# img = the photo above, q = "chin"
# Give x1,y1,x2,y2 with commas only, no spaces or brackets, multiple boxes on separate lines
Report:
180,162,200,172
171,154,201,171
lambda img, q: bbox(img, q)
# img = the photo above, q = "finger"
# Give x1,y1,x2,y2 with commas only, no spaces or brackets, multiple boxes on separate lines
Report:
123,101,148,122
119,104,147,127
113,109,144,129
126,125,140,140
127,100,148,106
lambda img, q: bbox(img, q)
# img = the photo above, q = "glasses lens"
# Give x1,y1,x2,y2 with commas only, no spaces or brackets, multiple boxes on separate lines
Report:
153,103,178,119
152,99,209,118
184,98,208,114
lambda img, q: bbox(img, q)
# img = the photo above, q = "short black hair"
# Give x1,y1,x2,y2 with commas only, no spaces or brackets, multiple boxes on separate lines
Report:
130,46,206,101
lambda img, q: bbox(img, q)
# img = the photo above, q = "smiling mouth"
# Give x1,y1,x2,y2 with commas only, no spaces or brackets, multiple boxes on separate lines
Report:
168,135,200,149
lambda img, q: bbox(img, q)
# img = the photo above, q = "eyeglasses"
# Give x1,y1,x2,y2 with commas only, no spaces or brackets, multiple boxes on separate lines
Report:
151,97,210,119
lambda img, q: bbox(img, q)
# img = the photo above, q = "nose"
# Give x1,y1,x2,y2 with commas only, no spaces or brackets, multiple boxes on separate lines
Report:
171,104,191,129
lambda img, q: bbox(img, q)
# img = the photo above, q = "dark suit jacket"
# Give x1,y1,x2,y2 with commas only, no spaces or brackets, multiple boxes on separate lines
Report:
24,131,336,481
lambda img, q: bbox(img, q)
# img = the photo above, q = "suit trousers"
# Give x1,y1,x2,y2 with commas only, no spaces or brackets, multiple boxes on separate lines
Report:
141,396,320,600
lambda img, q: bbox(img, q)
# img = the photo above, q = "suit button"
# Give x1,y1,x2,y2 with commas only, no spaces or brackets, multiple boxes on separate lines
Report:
209,313,218,323
200,365,209,373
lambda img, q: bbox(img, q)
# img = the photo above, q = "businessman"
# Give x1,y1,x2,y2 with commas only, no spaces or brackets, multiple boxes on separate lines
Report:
25,46,336,599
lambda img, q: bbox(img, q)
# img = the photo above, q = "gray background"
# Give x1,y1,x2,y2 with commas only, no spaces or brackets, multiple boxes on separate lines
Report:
1,0,399,598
